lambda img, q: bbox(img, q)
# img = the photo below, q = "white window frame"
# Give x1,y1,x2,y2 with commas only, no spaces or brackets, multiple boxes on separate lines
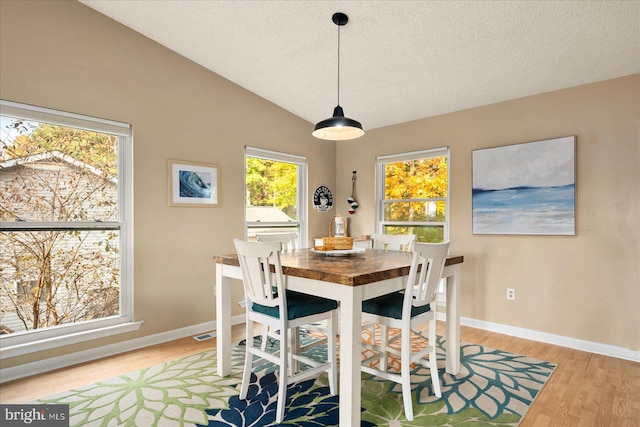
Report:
0,100,140,359
244,146,308,248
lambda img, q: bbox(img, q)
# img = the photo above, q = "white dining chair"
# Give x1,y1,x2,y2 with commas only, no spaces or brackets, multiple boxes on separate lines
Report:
371,233,416,252
233,238,338,423
255,232,330,353
365,233,418,343
361,241,450,421
255,232,298,351
255,232,298,251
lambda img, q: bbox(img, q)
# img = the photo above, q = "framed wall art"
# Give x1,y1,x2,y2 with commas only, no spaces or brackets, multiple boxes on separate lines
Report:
168,160,219,207
312,185,333,212
472,136,575,235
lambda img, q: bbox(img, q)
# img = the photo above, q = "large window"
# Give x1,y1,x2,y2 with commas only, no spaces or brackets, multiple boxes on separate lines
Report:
376,148,449,243
244,146,307,247
0,100,137,358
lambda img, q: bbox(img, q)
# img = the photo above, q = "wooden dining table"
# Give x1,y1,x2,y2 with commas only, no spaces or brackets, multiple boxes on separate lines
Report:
213,248,464,426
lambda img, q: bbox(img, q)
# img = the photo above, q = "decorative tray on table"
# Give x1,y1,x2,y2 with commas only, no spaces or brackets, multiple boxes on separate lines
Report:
310,246,366,256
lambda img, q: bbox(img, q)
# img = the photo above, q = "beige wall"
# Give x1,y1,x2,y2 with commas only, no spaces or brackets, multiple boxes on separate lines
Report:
337,74,640,352
1,1,638,370
0,0,336,368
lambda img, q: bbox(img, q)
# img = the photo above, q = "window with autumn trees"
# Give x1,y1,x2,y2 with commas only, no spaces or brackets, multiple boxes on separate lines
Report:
0,100,138,358
244,146,307,248
376,148,449,243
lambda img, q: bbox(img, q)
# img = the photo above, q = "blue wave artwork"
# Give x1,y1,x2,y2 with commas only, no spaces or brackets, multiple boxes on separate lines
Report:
179,170,211,199
472,137,575,235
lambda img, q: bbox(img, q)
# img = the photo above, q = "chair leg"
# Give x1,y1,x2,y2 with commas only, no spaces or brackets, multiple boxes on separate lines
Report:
428,319,442,397
401,327,414,421
275,327,289,423
289,326,300,375
261,326,269,351
327,310,337,395
380,324,389,372
240,319,254,400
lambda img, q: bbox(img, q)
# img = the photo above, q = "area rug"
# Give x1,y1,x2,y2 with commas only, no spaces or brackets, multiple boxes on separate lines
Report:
37,330,556,426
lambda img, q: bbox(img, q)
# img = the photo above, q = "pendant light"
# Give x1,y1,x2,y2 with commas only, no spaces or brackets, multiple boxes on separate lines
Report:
313,12,364,141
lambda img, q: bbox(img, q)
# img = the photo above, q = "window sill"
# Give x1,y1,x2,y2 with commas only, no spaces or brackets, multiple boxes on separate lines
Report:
0,321,144,360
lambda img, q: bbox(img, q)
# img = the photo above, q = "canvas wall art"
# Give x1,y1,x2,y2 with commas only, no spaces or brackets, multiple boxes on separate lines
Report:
472,136,575,235
169,160,219,207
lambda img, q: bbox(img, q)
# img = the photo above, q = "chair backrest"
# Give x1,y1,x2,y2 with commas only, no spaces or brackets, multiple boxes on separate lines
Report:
234,238,285,310
405,241,450,312
255,232,298,251
371,233,416,252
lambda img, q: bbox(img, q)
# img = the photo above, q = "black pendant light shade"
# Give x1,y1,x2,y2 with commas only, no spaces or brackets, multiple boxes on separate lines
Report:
312,105,364,140
313,13,364,141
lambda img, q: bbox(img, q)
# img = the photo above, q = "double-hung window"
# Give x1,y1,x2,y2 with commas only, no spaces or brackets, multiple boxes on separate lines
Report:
0,100,137,359
244,146,307,248
376,147,449,243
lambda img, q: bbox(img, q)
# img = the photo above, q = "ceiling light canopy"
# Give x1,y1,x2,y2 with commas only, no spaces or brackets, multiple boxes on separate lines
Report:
313,13,364,141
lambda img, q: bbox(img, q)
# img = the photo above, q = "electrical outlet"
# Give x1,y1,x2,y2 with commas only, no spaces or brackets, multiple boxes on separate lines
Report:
507,288,515,300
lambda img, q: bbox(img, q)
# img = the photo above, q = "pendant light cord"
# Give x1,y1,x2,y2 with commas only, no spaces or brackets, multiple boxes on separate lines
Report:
337,23,341,106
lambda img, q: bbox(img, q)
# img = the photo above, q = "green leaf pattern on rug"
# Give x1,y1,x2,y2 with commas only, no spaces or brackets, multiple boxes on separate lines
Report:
38,350,241,427
360,375,522,426
411,339,556,421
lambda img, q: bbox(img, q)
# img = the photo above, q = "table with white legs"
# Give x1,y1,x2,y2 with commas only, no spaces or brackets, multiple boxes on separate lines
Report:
214,249,464,427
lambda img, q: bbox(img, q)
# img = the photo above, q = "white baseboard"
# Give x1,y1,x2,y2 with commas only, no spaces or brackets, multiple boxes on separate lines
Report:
4,313,637,384
436,313,639,363
0,314,246,384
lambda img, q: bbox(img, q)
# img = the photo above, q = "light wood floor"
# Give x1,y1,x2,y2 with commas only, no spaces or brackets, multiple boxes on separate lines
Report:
1,324,638,426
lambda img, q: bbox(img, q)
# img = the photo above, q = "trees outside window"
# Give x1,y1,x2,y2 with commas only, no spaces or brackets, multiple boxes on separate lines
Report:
0,101,133,354
376,148,449,243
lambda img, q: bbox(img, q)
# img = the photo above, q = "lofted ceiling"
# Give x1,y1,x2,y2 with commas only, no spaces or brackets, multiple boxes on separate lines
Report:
80,0,639,132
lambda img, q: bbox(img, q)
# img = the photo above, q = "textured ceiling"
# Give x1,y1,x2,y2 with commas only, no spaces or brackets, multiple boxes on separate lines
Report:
80,0,639,131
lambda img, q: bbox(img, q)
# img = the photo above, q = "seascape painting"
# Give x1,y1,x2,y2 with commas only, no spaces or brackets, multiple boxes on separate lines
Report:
169,160,219,207
472,136,575,235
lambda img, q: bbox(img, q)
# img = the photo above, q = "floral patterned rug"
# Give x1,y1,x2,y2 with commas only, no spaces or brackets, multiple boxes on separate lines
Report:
37,330,556,426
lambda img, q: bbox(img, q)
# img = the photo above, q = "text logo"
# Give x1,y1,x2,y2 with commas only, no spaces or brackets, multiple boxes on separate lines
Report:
1,405,69,426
